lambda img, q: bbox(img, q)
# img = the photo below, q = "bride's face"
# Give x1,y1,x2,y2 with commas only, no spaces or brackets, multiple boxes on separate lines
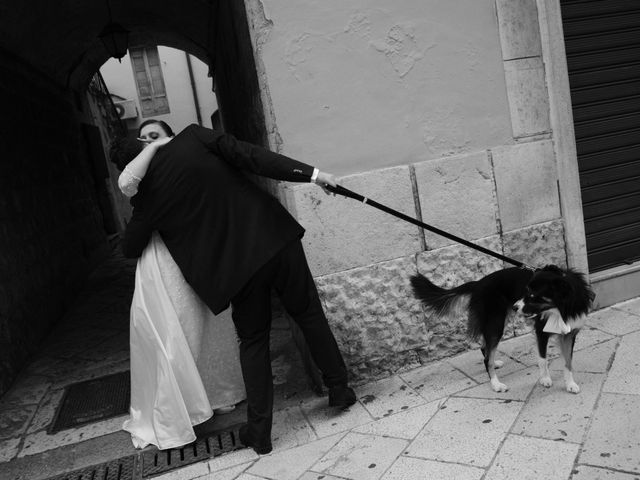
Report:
139,124,170,146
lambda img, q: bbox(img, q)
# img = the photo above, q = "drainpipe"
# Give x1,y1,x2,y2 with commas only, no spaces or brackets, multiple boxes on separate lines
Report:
185,52,203,125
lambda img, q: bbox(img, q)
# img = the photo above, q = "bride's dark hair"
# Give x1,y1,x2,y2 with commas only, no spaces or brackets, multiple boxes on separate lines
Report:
138,119,175,137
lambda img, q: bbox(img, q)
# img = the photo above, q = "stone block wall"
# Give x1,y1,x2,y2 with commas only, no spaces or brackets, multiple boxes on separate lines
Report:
287,141,567,382
0,53,109,396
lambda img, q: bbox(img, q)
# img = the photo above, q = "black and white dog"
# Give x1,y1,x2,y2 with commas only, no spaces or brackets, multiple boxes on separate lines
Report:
411,265,595,393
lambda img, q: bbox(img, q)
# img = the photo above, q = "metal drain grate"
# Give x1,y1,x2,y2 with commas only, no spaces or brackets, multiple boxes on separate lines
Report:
49,370,130,433
41,425,244,480
142,423,244,477
45,455,137,480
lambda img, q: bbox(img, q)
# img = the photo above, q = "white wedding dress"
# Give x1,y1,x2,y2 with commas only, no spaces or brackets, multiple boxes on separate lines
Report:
123,232,246,450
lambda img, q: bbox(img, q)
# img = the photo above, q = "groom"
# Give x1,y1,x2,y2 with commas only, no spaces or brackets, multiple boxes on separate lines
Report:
122,123,356,454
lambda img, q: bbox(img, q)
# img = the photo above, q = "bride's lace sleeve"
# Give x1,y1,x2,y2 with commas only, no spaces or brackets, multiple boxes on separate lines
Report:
118,166,142,197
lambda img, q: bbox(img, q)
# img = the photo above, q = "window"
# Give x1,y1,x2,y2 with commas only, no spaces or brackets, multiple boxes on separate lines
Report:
130,46,170,117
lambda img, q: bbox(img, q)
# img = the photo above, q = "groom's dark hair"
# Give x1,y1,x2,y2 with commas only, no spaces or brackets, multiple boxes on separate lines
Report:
109,135,143,171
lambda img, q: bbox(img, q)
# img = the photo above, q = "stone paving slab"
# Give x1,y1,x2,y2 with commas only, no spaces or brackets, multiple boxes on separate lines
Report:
0,429,138,480
485,434,579,480
352,401,441,440
580,393,640,474
0,405,37,440
26,389,65,434
398,360,478,403
156,461,209,480
300,396,373,438
447,348,527,383
455,366,537,401
587,307,640,336
75,333,129,363
41,328,121,360
310,432,408,480
494,324,613,371
18,414,127,457
356,375,426,419
511,372,605,443
207,449,259,475
603,331,640,395
574,326,616,351
298,473,344,480
406,397,522,467
571,465,640,480
496,333,561,366
381,456,484,480
0,375,50,408
613,298,640,316
23,355,108,384
201,463,252,480
246,433,345,480
0,438,20,463
550,338,618,374
269,406,317,451
50,361,130,390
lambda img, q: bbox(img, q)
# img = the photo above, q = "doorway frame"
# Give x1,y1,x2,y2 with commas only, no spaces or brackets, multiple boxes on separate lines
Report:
537,0,640,308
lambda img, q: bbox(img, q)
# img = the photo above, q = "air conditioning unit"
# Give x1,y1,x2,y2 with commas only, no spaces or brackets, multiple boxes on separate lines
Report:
113,100,138,119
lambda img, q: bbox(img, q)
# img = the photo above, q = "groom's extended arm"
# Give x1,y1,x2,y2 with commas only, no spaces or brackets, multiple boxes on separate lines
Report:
122,206,153,258
190,125,334,185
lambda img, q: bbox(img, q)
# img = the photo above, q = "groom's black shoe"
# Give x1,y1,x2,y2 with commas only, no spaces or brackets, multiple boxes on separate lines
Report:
328,385,357,409
238,424,272,455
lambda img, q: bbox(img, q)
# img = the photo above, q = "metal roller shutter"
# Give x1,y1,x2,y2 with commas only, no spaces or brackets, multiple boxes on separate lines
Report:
560,0,640,272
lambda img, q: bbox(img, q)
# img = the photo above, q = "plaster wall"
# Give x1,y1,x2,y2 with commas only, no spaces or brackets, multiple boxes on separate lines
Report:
252,0,513,176
100,47,218,132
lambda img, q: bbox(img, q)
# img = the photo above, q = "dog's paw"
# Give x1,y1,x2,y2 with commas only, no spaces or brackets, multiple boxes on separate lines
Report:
566,382,580,394
539,376,553,388
491,380,509,392
494,359,504,369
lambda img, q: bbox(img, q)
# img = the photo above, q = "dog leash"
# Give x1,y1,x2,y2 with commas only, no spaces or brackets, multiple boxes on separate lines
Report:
326,184,535,270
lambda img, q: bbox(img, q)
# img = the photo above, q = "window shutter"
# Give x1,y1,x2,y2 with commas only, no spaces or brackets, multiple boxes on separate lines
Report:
130,46,170,117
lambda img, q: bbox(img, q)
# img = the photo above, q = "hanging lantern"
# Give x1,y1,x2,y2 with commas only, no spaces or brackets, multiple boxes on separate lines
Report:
99,22,129,61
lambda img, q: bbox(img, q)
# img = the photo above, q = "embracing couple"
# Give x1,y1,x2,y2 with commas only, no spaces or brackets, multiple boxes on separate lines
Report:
110,120,356,455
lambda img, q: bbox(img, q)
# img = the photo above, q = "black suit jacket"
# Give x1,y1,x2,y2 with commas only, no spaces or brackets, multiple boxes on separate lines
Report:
122,124,315,314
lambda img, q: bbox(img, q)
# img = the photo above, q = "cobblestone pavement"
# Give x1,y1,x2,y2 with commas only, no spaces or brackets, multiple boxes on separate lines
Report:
153,296,640,480
1,251,639,480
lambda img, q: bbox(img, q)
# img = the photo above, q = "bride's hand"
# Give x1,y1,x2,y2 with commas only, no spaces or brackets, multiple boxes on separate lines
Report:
138,136,173,149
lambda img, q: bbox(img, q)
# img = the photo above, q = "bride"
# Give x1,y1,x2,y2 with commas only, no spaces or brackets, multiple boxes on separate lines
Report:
112,119,245,450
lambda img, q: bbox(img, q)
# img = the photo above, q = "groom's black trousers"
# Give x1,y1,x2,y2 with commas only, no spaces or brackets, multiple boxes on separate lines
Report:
230,239,349,441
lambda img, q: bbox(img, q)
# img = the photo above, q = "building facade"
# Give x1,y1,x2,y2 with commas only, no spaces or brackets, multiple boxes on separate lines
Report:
241,0,640,379
0,0,638,392
100,46,218,135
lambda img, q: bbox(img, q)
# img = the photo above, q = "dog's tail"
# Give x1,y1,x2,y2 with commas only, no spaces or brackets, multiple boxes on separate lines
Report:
410,274,476,317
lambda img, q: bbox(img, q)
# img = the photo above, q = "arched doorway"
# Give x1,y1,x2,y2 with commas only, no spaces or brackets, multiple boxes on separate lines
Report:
0,1,316,474
0,0,271,396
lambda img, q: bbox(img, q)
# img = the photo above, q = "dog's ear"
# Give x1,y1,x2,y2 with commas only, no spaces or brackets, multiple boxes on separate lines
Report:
542,264,564,275
552,277,572,297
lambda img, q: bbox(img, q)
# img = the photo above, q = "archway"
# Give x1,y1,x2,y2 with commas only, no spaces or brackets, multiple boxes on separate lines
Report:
0,0,270,394
0,1,313,472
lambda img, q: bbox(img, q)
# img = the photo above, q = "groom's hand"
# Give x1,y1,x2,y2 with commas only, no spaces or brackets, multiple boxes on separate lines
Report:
316,171,337,195
315,171,338,195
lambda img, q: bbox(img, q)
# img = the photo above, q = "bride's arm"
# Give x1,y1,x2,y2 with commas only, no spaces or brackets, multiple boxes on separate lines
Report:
117,137,172,197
